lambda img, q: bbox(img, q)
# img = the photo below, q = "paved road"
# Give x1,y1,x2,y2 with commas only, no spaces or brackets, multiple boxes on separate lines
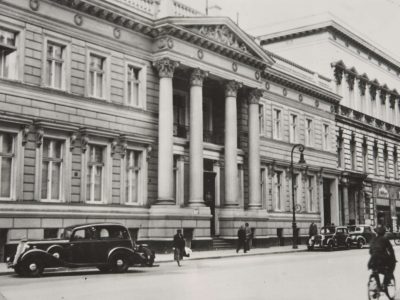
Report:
0,247,399,300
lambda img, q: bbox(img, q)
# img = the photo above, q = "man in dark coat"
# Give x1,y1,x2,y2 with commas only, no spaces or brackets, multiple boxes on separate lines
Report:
173,229,185,266
236,225,247,253
308,222,318,240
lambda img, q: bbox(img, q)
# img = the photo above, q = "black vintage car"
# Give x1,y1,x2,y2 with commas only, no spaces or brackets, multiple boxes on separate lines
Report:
347,225,377,248
7,223,155,277
308,226,352,251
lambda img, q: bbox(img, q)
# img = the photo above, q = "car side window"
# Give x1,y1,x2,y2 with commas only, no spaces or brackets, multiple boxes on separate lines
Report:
72,228,95,240
108,227,129,240
99,228,110,239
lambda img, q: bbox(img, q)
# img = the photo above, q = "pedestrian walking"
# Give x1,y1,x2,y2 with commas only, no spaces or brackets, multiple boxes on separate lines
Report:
244,223,252,252
236,225,246,253
308,222,318,240
172,229,185,266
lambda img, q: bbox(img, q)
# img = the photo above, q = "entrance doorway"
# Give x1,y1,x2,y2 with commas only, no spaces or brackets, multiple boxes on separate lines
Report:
323,179,332,226
377,205,391,230
204,171,216,236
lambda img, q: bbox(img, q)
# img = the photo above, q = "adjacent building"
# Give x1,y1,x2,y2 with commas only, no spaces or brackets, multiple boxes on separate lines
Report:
0,0,342,259
258,16,400,231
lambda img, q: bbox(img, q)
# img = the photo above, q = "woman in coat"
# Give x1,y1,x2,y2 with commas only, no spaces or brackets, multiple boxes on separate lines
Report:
173,229,186,266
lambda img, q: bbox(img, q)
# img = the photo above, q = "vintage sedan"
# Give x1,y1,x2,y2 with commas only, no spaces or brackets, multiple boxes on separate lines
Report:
7,223,154,277
347,225,377,248
308,226,352,251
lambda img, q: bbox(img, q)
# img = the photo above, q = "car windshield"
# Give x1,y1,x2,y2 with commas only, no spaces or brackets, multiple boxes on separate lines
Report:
61,228,72,239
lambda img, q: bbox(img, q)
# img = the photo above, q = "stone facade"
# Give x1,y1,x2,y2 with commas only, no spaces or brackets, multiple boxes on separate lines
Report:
258,17,400,231
0,0,341,259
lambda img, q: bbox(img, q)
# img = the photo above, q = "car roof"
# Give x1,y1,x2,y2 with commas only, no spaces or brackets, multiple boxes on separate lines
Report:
64,222,125,231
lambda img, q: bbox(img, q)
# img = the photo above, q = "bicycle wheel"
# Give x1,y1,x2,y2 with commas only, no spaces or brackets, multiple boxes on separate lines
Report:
368,274,380,300
384,275,396,300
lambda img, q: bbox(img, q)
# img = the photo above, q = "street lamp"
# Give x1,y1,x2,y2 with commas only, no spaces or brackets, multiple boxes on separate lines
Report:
291,144,306,249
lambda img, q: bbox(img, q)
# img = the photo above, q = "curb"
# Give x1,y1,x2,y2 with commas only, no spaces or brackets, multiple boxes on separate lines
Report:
0,248,307,276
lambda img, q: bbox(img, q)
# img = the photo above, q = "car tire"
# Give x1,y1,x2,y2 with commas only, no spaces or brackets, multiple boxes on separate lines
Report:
357,239,365,249
327,241,334,251
111,254,129,273
47,247,63,260
22,258,44,277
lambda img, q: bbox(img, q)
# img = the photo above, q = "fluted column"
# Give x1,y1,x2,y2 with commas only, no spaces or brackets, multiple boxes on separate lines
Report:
188,68,208,207
224,80,242,207
153,58,179,204
247,89,263,209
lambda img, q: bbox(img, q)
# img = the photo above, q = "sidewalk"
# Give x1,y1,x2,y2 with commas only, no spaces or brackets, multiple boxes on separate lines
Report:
0,245,306,275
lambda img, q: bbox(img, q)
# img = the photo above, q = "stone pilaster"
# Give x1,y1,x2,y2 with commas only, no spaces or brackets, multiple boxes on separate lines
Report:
153,58,179,204
247,88,263,209
224,80,242,207
188,68,208,207
341,176,349,225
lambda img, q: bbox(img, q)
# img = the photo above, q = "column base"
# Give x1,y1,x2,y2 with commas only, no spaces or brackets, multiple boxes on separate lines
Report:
247,204,262,210
224,203,239,207
188,202,205,207
155,198,175,205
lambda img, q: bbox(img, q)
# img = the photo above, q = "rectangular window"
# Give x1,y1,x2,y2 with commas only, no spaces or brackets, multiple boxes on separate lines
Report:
0,132,14,199
89,54,105,98
362,140,368,173
350,141,356,171
86,145,105,202
274,171,282,211
0,28,18,80
323,124,329,150
259,104,265,135
41,139,63,201
305,119,313,146
127,65,141,107
307,176,314,212
273,109,282,140
394,149,398,179
46,41,65,89
289,114,297,143
124,149,142,204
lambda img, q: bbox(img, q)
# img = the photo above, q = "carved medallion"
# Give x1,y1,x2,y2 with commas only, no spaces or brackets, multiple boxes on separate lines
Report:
113,28,121,39
282,88,287,96
315,100,319,108
197,49,204,60
232,62,238,72
74,14,83,26
255,71,260,80
30,0,39,11
265,82,270,90
299,94,303,102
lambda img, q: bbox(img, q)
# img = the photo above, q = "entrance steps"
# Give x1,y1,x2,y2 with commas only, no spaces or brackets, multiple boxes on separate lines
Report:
212,237,233,250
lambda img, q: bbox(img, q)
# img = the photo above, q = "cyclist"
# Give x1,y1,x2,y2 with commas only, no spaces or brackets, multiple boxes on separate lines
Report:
368,226,397,291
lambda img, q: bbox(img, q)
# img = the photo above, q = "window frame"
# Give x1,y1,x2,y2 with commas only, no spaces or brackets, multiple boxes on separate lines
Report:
273,170,284,211
42,32,71,91
124,58,147,109
120,145,148,206
81,141,111,204
323,123,330,150
306,175,315,212
305,118,314,147
272,108,282,140
86,47,110,101
0,23,24,81
0,129,19,201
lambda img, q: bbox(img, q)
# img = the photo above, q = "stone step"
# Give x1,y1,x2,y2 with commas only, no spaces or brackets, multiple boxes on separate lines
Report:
212,238,233,249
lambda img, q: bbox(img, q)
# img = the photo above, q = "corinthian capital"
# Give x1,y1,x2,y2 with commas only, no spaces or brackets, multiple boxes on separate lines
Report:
190,68,209,87
153,58,180,78
225,80,242,98
247,88,263,105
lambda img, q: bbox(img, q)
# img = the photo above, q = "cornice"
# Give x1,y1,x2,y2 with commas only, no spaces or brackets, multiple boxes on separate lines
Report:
262,68,341,104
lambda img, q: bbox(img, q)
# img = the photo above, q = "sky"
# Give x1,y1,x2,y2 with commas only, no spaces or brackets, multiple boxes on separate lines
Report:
178,0,400,60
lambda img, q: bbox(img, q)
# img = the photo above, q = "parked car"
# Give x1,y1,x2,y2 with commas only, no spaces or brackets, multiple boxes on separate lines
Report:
347,225,377,248
6,223,155,277
308,226,352,251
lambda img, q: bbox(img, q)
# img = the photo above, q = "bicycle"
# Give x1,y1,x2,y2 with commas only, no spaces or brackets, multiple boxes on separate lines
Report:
367,268,396,300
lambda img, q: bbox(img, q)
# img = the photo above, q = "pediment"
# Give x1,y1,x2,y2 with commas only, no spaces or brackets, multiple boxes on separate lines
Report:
158,17,275,67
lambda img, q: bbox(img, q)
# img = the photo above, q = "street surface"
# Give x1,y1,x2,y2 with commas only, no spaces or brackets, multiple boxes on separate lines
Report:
0,247,400,300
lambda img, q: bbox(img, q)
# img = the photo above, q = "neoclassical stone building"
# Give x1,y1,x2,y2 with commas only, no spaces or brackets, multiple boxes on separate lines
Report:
0,0,340,258
258,17,400,230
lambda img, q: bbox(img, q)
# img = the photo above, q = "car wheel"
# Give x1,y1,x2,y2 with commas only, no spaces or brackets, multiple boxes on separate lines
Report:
327,241,333,251
111,254,129,273
22,258,44,277
357,239,365,249
47,248,62,260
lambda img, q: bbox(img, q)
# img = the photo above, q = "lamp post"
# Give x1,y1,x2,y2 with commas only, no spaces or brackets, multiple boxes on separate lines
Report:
291,144,306,249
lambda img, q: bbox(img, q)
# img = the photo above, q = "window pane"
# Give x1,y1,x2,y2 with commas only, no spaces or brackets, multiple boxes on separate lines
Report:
93,146,103,163
41,161,49,199
51,162,60,199
2,133,13,153
42,139,50,158
0,29,16,46
90,71,95,96
53,140,62,159
54,62,62,88
1,157,11,197
86,167,91,201
46,60,52,86
94,166,102,201
96,73,103,97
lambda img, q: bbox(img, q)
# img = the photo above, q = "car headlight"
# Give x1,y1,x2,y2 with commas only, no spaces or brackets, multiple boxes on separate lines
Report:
351,236,356,240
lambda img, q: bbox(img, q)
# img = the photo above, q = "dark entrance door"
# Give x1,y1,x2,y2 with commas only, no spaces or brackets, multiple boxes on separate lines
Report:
323,179,332,226
377,205,391,230
204,172,216,236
